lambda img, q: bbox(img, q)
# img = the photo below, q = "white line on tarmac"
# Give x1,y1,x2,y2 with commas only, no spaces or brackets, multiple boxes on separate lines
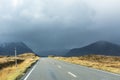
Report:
68,72,77,78
57,65,62,68
24,61,38,80
80,65,120,77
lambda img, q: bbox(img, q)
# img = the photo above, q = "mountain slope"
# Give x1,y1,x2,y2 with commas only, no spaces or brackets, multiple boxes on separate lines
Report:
66,41,120,56
38,49,69,56
0,42,33,55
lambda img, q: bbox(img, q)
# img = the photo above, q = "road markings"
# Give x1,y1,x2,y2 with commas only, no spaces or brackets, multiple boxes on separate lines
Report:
68,72,77,78
80,65,120,77
24,62,38,80
91,68,120,77
57,65,62,68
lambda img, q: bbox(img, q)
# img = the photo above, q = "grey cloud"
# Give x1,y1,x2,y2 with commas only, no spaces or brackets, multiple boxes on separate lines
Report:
0,0,120,52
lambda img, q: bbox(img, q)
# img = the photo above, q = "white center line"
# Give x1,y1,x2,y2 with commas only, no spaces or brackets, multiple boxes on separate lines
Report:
68,72,77,78
57,65,62,68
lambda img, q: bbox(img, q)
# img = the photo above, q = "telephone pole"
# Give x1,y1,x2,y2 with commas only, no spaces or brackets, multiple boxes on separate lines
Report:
15,47,17,67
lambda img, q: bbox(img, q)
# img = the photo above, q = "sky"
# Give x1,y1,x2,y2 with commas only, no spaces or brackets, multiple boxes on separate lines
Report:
0,0,120,52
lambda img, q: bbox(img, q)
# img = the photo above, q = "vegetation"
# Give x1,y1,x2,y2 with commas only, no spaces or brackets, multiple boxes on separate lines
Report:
0,53,39,80
54,55,120,74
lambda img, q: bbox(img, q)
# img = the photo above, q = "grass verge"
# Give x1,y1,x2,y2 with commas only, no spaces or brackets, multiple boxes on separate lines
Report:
0,53,39,80
53,55,120,74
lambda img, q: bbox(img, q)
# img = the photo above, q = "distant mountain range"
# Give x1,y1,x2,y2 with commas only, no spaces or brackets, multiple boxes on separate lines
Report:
66,41,120,56
0,42,33,55
1,41,120,56
38,49,69,56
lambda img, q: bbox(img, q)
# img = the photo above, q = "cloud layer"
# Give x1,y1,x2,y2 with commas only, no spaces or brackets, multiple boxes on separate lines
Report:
0,0,120,52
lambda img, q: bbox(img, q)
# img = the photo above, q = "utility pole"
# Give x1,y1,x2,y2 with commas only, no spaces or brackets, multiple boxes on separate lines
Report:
15,47,17,67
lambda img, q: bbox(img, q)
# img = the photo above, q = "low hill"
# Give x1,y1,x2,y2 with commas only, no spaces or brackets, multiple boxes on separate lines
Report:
66,41,120,56
0,42,33,55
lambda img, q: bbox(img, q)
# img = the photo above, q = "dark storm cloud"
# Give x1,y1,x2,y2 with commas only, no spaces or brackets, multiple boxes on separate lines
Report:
0,0,120,52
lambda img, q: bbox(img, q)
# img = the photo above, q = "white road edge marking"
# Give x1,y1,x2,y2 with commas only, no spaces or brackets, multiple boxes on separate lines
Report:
68,72,77,78
80,65,120,77
57,65,62,68
24,61,38,80
90,67,120,76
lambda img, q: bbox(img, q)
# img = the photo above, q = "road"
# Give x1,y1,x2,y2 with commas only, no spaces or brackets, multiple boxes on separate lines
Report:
23,58,120,80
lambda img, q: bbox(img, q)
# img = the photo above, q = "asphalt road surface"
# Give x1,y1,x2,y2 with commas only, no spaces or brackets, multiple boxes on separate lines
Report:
23,58,120,80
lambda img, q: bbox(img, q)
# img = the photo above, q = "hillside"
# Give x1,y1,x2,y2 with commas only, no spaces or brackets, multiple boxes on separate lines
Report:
0,42,33,55
38,49,69,56
66,41,120,56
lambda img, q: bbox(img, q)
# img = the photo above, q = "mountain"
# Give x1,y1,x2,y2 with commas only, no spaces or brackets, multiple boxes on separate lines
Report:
66,41,120,56
38,49,69,56
0,42,33,55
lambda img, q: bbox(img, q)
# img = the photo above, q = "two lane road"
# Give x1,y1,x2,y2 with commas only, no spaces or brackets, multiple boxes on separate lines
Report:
23,58,120,80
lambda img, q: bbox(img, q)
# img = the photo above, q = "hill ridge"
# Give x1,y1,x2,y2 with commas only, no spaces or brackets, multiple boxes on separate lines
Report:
0,42,33,55
66,41,120,56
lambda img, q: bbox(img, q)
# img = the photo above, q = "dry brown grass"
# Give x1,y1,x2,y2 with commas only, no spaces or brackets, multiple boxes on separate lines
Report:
0,53,39,80
54,55,120,74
